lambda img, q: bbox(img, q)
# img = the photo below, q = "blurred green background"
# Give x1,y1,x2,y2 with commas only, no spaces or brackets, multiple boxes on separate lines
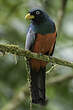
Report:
0,0,73,110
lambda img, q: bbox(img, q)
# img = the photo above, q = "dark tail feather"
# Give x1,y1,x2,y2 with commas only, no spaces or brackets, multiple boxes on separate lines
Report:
30,67,46,105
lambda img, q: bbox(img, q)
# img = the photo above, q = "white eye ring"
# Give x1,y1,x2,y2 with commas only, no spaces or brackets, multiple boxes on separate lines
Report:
36,11,40,15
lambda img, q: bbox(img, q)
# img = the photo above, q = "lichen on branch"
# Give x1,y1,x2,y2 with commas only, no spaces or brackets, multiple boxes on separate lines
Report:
0,44,73,69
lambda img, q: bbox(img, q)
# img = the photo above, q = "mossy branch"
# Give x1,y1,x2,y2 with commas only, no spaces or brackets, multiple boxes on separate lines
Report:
57,0,68,32
0,44,73,68
1,44,73,110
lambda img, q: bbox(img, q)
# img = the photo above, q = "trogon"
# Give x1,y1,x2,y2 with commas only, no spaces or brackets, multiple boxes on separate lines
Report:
25,9,57,105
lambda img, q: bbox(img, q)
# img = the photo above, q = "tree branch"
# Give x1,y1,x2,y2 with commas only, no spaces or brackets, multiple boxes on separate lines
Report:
0,44,73,68
1,43,73,110
57,0,68,32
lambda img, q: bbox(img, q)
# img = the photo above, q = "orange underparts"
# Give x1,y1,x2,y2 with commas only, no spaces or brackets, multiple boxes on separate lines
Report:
30,31,56,71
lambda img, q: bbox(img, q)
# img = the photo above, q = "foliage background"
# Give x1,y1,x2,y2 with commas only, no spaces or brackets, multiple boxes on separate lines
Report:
0,0,73,110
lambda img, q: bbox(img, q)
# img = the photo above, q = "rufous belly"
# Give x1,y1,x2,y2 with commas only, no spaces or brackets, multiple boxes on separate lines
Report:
30,32,56,71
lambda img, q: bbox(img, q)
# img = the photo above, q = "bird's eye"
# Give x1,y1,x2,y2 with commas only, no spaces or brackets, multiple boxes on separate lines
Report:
36,11,40,15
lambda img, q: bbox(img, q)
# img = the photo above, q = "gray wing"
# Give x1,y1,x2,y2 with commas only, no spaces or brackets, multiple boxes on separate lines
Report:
25,27,36,50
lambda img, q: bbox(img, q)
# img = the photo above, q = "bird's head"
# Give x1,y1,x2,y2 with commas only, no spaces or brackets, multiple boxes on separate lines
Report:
25,9,48,24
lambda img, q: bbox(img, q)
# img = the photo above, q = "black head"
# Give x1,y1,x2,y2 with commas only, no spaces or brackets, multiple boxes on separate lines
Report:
25,9,48,24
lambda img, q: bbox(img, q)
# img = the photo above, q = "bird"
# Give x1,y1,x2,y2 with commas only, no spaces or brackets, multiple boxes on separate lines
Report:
25,8,57,105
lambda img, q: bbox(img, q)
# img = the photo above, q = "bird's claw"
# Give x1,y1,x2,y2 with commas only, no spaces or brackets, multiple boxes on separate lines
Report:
39,53,43,56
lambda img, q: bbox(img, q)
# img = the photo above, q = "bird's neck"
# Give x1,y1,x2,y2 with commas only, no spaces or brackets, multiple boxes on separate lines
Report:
31,19,55,34
31,17,46,25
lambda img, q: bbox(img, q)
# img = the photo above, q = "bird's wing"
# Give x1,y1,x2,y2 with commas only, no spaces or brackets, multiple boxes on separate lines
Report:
50,32,57,56
25,27,36,50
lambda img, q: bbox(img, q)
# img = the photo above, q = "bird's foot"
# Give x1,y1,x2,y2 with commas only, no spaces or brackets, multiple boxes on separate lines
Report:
39,53,43,56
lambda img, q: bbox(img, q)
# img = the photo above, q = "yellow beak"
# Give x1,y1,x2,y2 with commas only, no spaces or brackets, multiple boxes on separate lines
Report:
25,13,35,20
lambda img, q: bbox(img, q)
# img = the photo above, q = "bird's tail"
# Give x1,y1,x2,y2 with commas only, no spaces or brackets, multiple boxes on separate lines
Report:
30,67,46,105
